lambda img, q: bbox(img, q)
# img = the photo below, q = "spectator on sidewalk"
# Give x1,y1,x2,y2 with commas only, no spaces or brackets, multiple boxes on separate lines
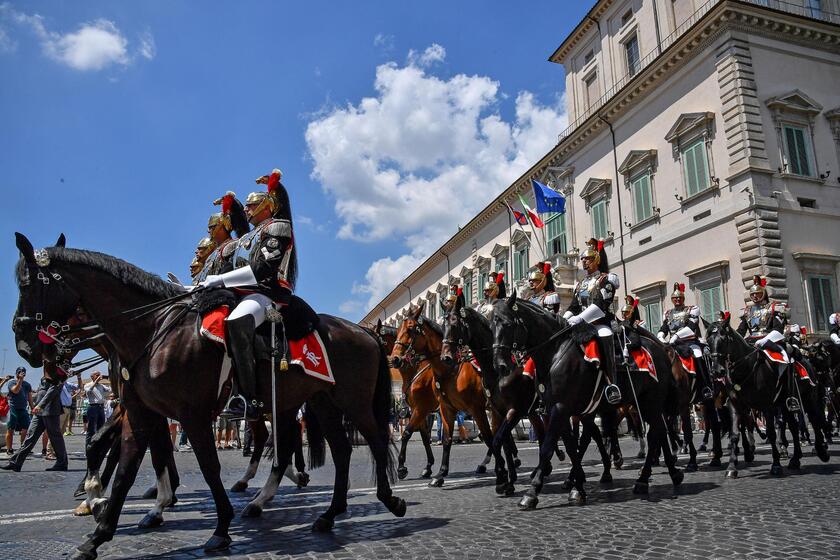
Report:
83,372,110,447
60,374,80,436
4,367,34,456
2,373,68,471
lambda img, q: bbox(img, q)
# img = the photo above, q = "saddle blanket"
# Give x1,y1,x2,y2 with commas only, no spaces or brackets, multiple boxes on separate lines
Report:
793,362,815,386
763,348,790,364
679,355,697,376
201,306,335,384
523,357,536,379
630,348,657,381
582,339,600,364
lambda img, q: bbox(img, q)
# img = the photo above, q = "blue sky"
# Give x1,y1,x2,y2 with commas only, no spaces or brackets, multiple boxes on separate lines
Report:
0,1,588,379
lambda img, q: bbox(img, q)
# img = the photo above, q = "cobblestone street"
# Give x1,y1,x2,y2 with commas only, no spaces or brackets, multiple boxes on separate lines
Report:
1,433,839,560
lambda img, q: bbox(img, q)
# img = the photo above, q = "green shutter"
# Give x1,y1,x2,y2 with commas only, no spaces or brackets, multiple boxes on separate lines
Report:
682,140,709,197
631,174,652,222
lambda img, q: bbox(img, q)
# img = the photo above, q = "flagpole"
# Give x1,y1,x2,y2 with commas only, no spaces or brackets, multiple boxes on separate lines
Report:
504,202,535,250
504,202,513,283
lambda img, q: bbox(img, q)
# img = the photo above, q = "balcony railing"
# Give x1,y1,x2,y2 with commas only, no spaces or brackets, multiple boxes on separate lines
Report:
557,0,840,144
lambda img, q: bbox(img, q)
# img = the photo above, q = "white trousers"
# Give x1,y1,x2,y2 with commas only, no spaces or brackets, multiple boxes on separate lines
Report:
227,293,273,327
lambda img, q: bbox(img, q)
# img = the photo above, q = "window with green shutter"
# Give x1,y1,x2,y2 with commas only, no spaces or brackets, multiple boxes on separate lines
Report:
513,245,529,281
809,275,835,331
699,284,724,324
643,300,663,332
630,172,653,223
591,199,608,239
782,124,814,177
545,213,567,256
463,275,473,306
681,138,710,197
427,296,437,322
478,270,489,299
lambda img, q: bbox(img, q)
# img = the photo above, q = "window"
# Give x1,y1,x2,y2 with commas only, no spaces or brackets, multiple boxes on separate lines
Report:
495,258,507,278
513,245,529,282
427,295,437,322
584,49,594,65
584,73,599,110
699,284,724,324
463,275,473,307
782,124,815,177
591,199,608,239
621,9,633,26
642,301,662,333
478,270,489,299
807,0,822,18
809,275,835,331
625,35,640,77
630,172,653,223
682,138,710,196
545,213,568,256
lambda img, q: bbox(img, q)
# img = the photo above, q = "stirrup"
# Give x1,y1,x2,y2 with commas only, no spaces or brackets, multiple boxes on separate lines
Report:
785,397,800,413
220,394,247,419
604,384,622,405
701,386,714,401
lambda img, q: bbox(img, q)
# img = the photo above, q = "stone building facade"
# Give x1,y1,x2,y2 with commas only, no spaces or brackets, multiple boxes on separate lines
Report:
363,0,840,337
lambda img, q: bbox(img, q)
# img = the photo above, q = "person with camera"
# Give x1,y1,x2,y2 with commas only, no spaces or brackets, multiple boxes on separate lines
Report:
4,367,33,456
2,371,67,471
83,371,110,448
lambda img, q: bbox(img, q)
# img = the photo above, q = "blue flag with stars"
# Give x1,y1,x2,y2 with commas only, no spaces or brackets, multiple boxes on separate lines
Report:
531,179,566,214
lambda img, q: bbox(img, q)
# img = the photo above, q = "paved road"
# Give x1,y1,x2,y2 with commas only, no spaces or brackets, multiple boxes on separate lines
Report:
1,431,839,559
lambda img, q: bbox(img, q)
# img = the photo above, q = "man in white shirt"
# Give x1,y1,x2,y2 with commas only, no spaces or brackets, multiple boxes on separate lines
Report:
84,372,110,447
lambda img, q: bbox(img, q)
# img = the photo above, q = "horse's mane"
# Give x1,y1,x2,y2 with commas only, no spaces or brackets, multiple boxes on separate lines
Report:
419,316,443,338
510,298,560,324
18,247,185,299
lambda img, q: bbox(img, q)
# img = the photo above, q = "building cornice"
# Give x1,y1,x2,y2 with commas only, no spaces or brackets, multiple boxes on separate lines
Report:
549,0,615,65
361,0,840,325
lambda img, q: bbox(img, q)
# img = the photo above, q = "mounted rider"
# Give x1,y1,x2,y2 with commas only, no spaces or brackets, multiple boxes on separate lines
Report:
562,239,622,404
199,169,297,419
829,313,840,345
479,272,506,319
190,237,216,284
528,262,560,314
197,191,251,282
657,282,714,400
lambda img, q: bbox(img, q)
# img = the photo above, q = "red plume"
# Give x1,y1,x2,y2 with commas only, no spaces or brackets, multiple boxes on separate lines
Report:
597,240,604,251
679,283,685,292
496,272,505,281
267,169,281,194
800,326,807,335
633,298,639,308
221,193,233,215
457,287,463,296
760,277,767,287
543,262,551,275
723,311,731,322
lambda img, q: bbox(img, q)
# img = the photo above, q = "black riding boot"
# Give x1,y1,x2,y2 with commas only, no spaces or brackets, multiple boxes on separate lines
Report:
226,315,263,419
599,335,621,405
697,355,714,401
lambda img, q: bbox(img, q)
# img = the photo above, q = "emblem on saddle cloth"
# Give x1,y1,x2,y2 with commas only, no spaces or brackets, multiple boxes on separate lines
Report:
288,331,335,384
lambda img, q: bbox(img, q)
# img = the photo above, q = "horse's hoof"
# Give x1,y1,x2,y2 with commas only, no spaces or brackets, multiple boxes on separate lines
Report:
744,452,755,463
73,502,92,517
708,457,722,468
817,445,830,463
788,458,801,470
389,497,407,517
770,464,784,477
670,469,684,486
614,457,624,469
203,534,232,553
513,457,522,468
600,473,613,484
312,516,335,532
651,458,660,466
420,467,432,479
230,480,248,493
168,495,178,508
698,443,708,452
138,512,163,529
397,466,408,480
428,477,444,488
518,494,538,510
560,478,573,491
69,549,98,560
91,500,108,522
556,449,566,462
633,481,649,495
297,472,310,489
685,463,698,473
725,469,738,479
474,464,487,475
141,486,158,500
569,489,586,505
241,503,263,518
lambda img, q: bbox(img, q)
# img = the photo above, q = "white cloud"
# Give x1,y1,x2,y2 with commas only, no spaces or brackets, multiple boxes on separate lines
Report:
373,32,394,52
0,26,15,52
0,5,153,71
305,48,567,314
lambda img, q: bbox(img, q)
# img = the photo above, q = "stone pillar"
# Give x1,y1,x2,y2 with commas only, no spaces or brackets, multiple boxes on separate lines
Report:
735,205,787,303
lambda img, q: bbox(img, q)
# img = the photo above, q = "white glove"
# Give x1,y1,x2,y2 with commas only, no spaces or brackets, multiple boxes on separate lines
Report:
754,337,767,348
830,333,840,345
657,332,667,343
669,334,679,345
200,275,224,289
568,315,583,326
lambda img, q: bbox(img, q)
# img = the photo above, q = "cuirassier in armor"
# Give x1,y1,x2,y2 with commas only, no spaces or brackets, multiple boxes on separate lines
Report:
737,275,788,346
195,192,250,284
658,282,713,400
830,313,840,345
190,237,216,284
479,272,506,319
198,168,298,419
527,262,560,314
562,239,622,404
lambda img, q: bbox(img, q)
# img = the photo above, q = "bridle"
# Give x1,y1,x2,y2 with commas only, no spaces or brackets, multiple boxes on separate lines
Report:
391,318,429,368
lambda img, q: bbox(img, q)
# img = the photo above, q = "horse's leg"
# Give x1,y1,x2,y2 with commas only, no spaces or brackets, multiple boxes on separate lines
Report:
586,416,612,484
520,404,574,509
778,413,790,458
75,418,121,516
722,399,741,479
603,408,623,469
241,413,297,518
310,401,352,531
766,408,783,476
397,408,430,480
430,404,455,487
705,401,723,467
418,423,435,478
784,407,803,471
138,416,176,529
682,406,698,472
490,416,510,495
232,420,267,492
473,405,507,487
72,402,155,560
659,415,684,487
804,389,830,462
501,429,518,493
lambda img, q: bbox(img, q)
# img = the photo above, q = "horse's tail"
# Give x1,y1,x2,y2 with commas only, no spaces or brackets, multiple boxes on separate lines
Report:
373,342,397,484
304,404,327,470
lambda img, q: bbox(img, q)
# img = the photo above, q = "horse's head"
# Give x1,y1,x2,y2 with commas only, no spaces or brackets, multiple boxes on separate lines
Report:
490,291,529,378
12,232,78,368
390,301,432,369
441,295,468,366
705,311,734,376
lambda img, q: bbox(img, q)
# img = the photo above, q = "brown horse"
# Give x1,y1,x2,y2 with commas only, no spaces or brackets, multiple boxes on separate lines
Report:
390,302,503,487
12,235,404,560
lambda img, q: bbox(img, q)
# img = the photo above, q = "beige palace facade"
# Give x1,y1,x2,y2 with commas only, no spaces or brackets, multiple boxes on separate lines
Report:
363,0,840,338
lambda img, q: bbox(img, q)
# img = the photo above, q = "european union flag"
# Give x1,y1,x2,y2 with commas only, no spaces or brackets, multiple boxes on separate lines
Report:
531,179,566,214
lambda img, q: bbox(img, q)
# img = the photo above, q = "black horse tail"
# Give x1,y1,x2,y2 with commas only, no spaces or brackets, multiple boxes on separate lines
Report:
304,404,326,470
373,342,398,484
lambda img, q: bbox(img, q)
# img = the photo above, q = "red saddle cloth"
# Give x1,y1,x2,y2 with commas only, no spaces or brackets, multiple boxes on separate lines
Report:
793,362,815,386
630,348,657,381
762,348,789,364
582,340,600,364
200,307,335,384
678,355,697,376
522,357,536,378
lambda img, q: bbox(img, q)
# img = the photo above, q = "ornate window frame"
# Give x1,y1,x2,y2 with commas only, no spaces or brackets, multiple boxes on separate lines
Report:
580,178,612,242
631,280,667,333
618,149,659,229
765,90,823,181
664,112,717,204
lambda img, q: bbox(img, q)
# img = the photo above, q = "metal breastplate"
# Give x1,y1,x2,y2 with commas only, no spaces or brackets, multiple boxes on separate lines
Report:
666,308,690,333
231,224,265,270
529,291,545,306
747,304,771,336
575,275,599,308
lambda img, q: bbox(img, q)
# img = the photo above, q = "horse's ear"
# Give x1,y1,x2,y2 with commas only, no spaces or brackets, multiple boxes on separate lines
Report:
506,290,517,309
15,232,35,264
375,319,382,335
416,300,426,316
701,317,711,330
55,233,66,247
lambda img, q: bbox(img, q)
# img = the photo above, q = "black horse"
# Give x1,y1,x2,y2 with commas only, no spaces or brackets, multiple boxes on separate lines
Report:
12,234,404,560
490,293,682,509
706,317,829,478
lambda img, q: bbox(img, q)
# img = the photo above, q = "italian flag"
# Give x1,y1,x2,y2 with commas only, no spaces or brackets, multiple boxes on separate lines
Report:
518,194,544,228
